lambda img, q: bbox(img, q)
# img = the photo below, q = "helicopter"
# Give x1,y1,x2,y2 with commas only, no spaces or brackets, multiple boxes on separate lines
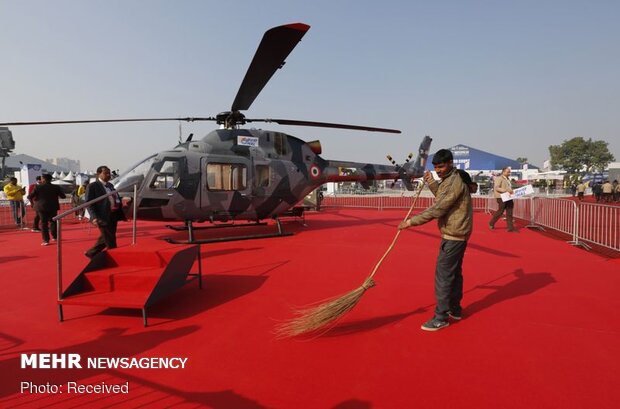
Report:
1,23,432,244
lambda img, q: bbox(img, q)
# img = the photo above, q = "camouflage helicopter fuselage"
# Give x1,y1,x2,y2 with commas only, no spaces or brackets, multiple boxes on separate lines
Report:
114,129,430,223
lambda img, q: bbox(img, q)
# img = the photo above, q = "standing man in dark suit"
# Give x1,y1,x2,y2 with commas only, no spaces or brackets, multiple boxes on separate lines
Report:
28,173,66,246
85,165,126,258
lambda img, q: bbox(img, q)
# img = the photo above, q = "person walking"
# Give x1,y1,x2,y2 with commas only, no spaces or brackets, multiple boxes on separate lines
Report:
576,181,586,201
3,177,26,228
593,182,602,202
489,167,516,232
601,180,613,203
27,176,42,231
398,149,473,331
28,173,66,245
84,166,126,258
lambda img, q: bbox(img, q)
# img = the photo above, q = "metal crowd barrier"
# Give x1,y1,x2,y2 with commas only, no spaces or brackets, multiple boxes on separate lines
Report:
321,194,619,254
578,203,620,252
322,193,493,212
528,197,579,244
0,199,23,227
482,196,619,252
0,199,80,229
471,196,490,211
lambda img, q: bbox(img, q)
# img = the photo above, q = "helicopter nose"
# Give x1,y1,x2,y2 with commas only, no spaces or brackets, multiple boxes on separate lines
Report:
114,174,144,193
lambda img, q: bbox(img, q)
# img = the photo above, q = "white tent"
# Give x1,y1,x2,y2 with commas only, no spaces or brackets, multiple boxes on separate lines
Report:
51,180,73,185
63,171,75,181
58,171,67,179
52,171,59,178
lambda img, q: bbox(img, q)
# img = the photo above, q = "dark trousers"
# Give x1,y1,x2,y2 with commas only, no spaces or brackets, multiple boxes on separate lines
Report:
10,200,25,225
32,211,40,230
38,210,58,243
85,217,119,258
434,239,467,321
489,198,514,230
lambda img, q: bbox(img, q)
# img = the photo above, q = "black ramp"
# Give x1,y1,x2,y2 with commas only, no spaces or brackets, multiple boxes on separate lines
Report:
231,23,310,112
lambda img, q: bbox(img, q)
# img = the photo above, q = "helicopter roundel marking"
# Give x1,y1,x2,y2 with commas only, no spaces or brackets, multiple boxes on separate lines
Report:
310,165,321,179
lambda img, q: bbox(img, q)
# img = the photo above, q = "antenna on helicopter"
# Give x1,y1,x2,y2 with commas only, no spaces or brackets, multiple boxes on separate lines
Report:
185,133,194,142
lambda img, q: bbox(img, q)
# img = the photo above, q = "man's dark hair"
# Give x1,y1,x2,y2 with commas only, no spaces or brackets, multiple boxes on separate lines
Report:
9,177,17,183
42,174,53,182
432,149,453,165
96,165,110,174
35,176,42,181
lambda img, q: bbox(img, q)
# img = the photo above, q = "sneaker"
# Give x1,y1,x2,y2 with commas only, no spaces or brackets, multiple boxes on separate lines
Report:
421,318,449,331
448,311,462,320
31,228,41,232
489,224,494,230
41,241,49,246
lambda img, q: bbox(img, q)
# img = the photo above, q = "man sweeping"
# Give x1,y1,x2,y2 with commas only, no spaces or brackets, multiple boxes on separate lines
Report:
398,149,473,331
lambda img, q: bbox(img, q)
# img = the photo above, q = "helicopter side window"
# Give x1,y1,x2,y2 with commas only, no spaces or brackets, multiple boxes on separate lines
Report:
274,133,288,156
149,160,180,189
255,165,270,188
207,163,247,191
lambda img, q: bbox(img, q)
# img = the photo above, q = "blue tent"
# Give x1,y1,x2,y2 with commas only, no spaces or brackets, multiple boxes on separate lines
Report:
426,144,537,171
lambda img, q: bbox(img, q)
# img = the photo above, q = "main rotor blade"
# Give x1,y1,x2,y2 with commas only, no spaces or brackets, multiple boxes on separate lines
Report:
231,23,310,112
246,118,401,134
0,117,216,126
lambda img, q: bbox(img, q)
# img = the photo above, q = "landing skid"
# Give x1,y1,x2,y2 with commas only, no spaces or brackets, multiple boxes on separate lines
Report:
165,221,268,231
164,218,293,244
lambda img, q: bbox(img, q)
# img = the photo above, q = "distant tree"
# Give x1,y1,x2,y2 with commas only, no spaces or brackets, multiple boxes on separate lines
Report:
516,157,528,164
549,137,615,174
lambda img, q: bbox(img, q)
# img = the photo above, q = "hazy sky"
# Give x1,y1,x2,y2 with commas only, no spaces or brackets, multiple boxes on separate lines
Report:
2,0,618,173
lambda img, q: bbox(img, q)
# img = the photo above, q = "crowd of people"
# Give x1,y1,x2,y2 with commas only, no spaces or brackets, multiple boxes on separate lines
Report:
2,165,125,255
573,179,620,202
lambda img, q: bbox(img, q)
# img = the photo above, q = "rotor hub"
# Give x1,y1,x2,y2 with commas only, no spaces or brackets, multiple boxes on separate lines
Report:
216,111,246,128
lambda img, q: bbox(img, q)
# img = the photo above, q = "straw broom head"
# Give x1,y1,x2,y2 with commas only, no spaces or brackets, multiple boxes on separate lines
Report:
276,277,376,338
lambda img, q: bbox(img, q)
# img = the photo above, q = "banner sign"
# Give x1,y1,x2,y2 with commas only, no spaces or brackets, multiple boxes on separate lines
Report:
237,136,259,147
501,184,534,202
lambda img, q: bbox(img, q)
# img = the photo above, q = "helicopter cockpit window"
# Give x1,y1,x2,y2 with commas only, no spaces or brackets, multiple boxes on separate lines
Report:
207,163,247,191
113,154,157,192
274,133,287,156
149,160,180,189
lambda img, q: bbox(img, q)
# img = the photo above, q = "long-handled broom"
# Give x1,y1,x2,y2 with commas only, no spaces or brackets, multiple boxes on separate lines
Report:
276,182,425,338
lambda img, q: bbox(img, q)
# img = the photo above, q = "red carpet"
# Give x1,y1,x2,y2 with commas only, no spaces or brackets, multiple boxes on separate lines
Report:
0,209,618,408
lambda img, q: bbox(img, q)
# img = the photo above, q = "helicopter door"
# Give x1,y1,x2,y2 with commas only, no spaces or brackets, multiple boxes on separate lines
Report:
201,156,252,217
